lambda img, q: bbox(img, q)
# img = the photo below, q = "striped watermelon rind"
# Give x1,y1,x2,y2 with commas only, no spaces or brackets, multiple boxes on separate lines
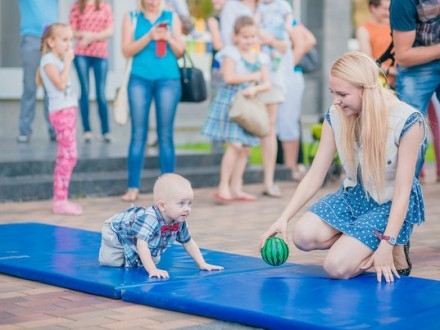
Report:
261,237,289,266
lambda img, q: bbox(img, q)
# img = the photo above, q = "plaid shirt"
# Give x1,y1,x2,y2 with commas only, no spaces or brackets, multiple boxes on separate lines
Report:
109,205,191,267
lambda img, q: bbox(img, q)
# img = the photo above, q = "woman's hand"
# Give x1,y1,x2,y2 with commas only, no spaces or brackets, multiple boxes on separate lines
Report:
361,242,400,282
150,24,169,41
259,218,289,250
79,32,94,48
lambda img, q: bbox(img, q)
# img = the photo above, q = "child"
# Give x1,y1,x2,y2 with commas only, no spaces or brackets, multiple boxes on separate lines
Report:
38,23,82,216
201,16,271,203
99,173,223,278
254,0,292,71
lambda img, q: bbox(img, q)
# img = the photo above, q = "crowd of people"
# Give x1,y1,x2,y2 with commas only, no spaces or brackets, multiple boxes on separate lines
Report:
15,0,439,282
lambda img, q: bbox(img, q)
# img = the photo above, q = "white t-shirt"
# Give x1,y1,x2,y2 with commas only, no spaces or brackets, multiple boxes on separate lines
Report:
215,45,270,74
40,52,77,112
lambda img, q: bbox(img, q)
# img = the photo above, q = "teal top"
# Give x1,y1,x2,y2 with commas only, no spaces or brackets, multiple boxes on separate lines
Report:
131,10,180,81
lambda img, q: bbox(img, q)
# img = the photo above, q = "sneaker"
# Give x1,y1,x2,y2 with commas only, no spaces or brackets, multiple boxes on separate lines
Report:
83,132,93,143
102,134,112,143
52,200,82,216
17,135,30,143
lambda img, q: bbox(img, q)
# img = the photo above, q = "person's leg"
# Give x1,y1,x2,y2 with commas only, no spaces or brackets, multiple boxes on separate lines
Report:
154,79,181,173
126,75,153,189
230,145,255,200
99,221,125,267
92,57,110,137
74,55,92,135
293,212,341,251
396,63,439,177
430,95,440,179
260,103,279,194
217,142,241,199
18,36,40,141
50,107,81,215
323,234,373,279
43,90,56,141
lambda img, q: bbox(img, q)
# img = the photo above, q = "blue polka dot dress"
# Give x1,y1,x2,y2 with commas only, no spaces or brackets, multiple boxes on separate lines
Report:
309,112,426,251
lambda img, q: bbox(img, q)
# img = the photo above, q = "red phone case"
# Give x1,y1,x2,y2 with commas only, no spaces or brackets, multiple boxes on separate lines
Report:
156,22,168,58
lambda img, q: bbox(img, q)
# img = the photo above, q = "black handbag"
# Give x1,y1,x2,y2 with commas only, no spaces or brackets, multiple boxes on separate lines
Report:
179,52,208,103
298,47,320,73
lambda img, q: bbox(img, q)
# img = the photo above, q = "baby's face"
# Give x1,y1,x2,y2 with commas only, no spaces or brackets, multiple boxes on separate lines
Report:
162,188,194,223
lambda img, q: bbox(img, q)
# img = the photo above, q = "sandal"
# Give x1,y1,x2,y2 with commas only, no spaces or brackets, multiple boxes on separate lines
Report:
262,185,282,198
121,188,139,202
397,240,412,276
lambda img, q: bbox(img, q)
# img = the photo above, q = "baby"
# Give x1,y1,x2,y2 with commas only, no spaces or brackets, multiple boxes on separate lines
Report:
99,173,224,278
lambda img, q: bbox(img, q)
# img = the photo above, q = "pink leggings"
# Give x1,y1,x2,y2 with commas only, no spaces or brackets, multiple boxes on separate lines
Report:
49,107,78,202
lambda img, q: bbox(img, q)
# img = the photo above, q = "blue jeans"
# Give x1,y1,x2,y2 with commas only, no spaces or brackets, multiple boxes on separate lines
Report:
74,55,109,134
19,35,55,138
396,60,440,177
127,75,182,188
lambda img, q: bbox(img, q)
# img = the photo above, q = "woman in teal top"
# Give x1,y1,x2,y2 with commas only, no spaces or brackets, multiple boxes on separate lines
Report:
120,0,185,202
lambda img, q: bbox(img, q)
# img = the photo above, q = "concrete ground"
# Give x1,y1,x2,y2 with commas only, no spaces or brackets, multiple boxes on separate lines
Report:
1,167,440,329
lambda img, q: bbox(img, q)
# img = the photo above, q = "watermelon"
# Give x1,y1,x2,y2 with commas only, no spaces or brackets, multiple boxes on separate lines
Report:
261,237,289,266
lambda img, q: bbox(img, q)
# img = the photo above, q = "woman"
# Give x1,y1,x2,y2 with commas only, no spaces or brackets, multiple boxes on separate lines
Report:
70,0,114,143
261,51,427,282
120,0,185,202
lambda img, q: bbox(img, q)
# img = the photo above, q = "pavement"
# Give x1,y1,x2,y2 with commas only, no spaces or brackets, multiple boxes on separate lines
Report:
1,165,440,329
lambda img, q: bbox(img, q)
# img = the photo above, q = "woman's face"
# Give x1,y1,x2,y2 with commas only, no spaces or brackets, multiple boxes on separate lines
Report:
142,0,162,10
329,75,363,116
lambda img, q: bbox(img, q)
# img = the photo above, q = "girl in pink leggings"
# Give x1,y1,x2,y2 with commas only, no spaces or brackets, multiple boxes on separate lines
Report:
38,23,82,215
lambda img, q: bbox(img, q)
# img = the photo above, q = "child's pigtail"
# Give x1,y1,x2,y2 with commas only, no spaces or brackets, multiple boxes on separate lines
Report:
36,25,52,86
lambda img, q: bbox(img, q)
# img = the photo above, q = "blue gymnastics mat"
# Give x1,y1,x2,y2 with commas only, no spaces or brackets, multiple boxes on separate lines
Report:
1,223,440,329
0,223,293,298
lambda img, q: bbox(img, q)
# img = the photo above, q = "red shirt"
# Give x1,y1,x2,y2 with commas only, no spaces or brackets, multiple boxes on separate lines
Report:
69,2,113,58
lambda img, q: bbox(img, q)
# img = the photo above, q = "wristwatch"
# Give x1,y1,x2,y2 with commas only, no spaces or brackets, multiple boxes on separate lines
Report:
374,229,397,245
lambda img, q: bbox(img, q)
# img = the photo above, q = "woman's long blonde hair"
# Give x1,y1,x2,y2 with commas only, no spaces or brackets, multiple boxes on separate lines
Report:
331,51,398,195
36,23,69,86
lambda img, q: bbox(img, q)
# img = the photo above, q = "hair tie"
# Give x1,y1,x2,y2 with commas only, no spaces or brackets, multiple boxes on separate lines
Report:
363,81,381,89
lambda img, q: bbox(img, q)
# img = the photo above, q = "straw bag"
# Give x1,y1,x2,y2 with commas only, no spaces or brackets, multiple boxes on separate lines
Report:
229,92,269,137
113,12,138,126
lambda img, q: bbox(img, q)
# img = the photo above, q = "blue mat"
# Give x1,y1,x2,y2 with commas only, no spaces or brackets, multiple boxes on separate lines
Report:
0,223,293,298
1,223,439,329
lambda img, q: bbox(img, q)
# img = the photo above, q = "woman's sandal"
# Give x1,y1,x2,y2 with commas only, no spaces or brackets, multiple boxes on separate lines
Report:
292,164,307,182
121,188,139,202
397,240,412,276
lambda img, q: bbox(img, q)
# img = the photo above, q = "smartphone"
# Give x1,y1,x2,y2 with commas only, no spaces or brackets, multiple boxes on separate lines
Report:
156,22,168,58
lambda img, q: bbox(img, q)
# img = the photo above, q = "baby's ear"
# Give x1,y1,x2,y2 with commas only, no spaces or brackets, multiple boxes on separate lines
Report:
156,200,166,212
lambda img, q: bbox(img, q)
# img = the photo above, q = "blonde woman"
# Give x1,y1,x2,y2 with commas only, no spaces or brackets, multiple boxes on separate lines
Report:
261,51,427,283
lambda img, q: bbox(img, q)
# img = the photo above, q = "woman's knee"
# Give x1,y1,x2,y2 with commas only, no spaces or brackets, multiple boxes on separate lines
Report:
292,219,318,251
323,255,354,279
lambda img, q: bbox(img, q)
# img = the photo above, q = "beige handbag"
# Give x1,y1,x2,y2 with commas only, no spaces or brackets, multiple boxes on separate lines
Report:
257,85,285,105
113,12,138,126
229,92,269,137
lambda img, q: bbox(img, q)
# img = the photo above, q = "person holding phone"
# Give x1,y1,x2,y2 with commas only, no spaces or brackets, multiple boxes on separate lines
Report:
120,0,185,202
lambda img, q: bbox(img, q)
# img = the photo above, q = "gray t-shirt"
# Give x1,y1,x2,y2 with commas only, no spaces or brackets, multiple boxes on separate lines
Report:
40,52,77,112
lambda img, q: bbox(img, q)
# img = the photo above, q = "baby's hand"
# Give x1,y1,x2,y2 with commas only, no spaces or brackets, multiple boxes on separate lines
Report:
199,263,224,271
148,268,169,279
251,71,262,83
